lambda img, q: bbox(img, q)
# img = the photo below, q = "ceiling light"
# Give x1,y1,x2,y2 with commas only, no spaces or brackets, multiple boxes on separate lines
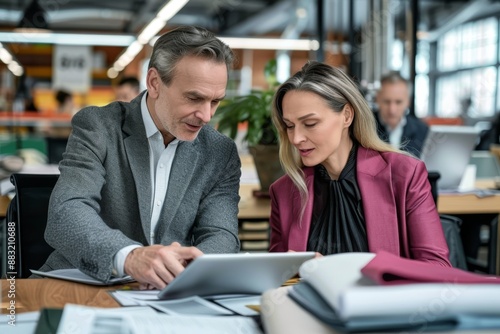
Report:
137,18,166,44
148,36,319,51
136,0,190,45
219,37,319,51
157,0,190,21
126,41,144,57
0,44,23,76
0,32,135,46
108,0,190,77
17,0,48,30
8,61,23,76
107,68,118,79
0,48,13,64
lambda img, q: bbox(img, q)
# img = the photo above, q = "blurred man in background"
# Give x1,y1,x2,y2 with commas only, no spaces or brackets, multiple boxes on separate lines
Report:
374,72,428,157
115,76,141,102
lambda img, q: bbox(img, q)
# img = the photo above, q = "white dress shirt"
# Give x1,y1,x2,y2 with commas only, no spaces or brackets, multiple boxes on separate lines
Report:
112,93,179,277
386,115,407,149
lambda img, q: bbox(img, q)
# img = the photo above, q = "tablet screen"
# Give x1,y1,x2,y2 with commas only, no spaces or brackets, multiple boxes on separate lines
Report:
158,252,315,300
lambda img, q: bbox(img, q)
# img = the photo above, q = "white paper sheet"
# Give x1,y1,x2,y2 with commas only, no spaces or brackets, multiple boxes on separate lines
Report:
146,296,234,316
57,304,156,334
56,304,262,334
125,314,263,334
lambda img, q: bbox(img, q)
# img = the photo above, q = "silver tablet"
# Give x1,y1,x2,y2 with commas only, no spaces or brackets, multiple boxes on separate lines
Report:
157,252,315,300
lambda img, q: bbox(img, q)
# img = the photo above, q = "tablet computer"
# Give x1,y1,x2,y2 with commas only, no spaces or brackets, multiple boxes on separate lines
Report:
157,252,315,300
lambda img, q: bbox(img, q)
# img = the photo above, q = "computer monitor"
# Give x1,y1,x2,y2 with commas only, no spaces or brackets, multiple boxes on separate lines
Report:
420,125,480,191
469,151,500,179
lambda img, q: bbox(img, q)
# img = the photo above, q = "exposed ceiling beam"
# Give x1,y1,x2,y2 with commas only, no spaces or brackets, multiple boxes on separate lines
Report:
422,0,500,41
224,0,294,36
0,8,132,26
127,0,162,33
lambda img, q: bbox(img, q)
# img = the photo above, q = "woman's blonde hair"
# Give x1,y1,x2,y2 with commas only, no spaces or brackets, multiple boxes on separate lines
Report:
272,61,405,214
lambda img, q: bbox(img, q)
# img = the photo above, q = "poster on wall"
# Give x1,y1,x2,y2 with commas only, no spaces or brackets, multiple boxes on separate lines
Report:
52,45,92,93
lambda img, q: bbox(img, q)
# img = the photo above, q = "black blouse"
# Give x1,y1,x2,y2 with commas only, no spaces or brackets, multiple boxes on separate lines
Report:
307,144,369,255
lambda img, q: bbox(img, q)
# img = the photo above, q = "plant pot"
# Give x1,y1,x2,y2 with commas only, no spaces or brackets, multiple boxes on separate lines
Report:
249,144,284,195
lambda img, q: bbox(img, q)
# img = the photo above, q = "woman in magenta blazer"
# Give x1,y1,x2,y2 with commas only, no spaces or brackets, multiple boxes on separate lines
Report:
269,61,451,267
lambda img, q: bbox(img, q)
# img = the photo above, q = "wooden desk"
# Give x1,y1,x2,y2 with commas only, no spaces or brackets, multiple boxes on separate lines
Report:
1,278,128,314
438,193,500,214
238,184,271,220
438,179,500,214
0,195,9,217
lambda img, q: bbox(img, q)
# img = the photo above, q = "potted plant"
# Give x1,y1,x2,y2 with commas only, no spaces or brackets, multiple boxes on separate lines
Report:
214,59,284,195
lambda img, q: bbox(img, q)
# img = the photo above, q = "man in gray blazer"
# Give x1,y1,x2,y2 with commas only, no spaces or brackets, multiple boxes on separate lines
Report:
41,26,241,290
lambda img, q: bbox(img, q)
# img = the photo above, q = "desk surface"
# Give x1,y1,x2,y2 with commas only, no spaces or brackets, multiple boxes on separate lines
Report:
0,277,296,314
238,184,271,220
1,278,126,314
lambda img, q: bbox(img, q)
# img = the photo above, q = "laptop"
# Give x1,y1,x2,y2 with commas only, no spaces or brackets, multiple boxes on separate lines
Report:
420,125,480,191
469,150,500,179
157,252,315,300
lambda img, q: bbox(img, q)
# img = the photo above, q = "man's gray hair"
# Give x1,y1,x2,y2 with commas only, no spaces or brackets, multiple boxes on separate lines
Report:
148,26,234,85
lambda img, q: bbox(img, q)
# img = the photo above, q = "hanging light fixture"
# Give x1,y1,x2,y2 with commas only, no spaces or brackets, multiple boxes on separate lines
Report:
17,0,49,31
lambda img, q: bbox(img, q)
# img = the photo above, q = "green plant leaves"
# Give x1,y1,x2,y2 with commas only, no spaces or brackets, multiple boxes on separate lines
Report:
213,59,279,146
214,89,277,146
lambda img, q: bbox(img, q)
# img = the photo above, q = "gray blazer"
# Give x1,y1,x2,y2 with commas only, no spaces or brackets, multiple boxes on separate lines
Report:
41,92,241,282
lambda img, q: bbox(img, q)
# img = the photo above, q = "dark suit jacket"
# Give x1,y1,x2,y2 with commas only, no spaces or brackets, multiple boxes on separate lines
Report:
374,112,429,157
42,92,241,282
268,146,451,267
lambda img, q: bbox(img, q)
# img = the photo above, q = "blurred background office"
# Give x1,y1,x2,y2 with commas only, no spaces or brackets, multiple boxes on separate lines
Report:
0,0,499,273
0,0,498,126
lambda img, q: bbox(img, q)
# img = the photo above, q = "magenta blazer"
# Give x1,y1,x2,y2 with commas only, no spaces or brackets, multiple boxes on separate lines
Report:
269,146,452,267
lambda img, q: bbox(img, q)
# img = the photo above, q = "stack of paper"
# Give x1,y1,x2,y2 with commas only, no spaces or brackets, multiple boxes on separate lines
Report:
288,252,500,332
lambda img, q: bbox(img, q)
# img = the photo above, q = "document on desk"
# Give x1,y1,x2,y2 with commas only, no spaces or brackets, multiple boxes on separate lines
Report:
146,296,234,316
57,304,157,334
30,268,135,285
125,313,263,334
0,311,40,334
56,304,263,334
109,289,160,306
110,290,261,316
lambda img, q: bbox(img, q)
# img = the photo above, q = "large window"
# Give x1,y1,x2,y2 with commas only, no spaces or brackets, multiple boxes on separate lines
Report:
415,41,430,118
432,17,498,118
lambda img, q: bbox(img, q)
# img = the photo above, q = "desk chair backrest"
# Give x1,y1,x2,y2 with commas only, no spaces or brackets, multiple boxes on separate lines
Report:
427,171,468,270
3,173,59,278
46,137,68,164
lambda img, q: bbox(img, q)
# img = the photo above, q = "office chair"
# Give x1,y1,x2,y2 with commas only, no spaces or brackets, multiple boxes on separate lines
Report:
46,137,68,164
463,215,498,275
3,173,59,278
427,171,468,270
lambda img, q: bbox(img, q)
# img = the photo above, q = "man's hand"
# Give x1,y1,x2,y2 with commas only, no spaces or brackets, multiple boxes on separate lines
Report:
124,242,203,290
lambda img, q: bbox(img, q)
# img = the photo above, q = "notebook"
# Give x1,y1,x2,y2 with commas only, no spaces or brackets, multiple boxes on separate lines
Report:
157,252,315,300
